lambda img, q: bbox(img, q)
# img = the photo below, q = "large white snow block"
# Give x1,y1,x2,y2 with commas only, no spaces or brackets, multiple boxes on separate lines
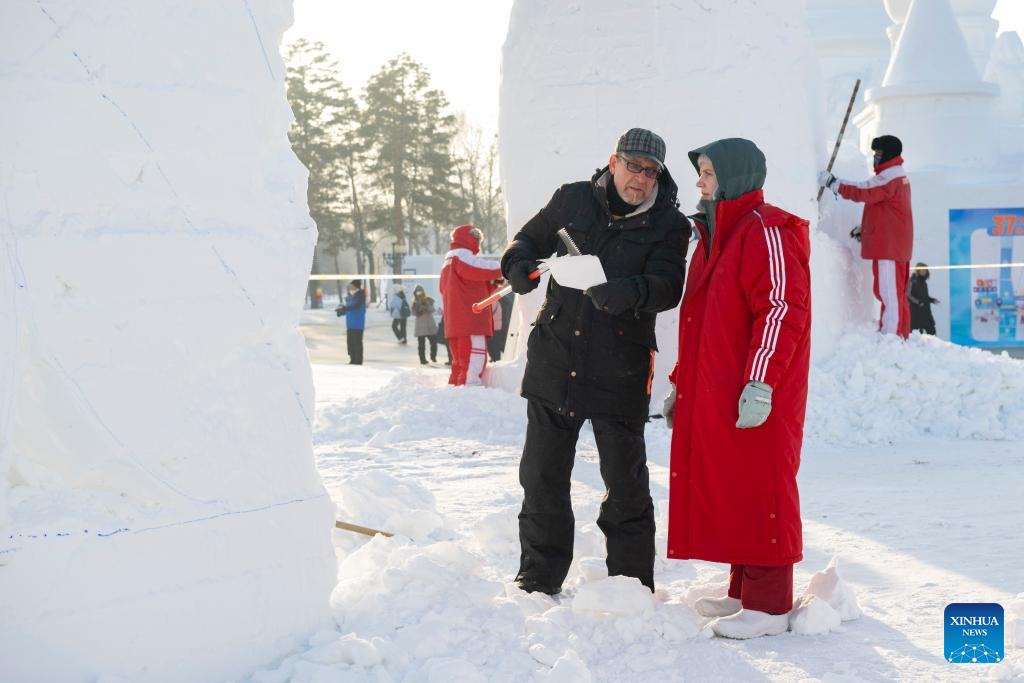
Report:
0,2,335,680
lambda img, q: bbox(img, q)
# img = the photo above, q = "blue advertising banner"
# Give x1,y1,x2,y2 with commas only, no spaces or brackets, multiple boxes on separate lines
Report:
949,208,1024,346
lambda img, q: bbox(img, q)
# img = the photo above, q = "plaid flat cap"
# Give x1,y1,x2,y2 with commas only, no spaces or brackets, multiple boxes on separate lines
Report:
616,128,666,167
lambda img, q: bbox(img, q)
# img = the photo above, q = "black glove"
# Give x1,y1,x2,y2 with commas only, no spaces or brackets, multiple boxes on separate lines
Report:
849,225,862,242
335,306,347,317
585,278,641,315
507,259,541,295
818,171,837,191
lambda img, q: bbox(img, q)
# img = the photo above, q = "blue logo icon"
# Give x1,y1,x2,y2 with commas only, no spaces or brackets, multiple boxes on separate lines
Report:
945,603,1004,664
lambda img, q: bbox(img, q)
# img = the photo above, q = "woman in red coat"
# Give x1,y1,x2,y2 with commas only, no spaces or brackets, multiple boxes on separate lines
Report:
666,138,811,639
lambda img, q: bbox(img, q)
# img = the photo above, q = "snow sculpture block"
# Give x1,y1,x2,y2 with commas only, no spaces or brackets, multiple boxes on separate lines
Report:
499,0,853,381
0,2,335,680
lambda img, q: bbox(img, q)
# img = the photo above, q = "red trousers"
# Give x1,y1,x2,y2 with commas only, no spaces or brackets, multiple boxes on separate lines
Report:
872,259,910,339
728,563,793,615
448,335,487,386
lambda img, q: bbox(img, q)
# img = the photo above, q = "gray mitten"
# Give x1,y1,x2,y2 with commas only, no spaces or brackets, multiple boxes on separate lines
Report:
663,385,676,427
736,380,772,429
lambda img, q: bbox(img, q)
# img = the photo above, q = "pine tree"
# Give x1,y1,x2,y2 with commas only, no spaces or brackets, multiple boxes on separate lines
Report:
360,54,465,266
287,40,347,246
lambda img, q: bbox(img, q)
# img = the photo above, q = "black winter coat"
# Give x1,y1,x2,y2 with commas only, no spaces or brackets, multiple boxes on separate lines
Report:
908,275,936,333
501,167,691,419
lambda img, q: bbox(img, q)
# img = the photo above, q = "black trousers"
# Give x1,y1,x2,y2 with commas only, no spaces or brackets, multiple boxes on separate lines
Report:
417,334,438,362
391,318,407,342
346,328,364,364
517,400,655,592
487,333,504,362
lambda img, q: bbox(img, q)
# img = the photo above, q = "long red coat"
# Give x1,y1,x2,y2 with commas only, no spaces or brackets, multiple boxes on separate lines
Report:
439,226,502,338
667,190,811,567
837,156,913,262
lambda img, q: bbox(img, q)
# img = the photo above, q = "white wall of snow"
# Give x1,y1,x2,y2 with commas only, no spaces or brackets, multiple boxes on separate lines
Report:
498,0,862,400
0,2,336,681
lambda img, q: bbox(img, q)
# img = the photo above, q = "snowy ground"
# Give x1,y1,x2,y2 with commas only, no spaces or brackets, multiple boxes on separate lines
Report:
245,319,1024,682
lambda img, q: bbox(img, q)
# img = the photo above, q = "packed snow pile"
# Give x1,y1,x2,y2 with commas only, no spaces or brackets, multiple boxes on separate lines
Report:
802,557,862,622
790,557,861,636
572,576,656,618
0,2,335,681
790,595,843,636
251,528,706,682
317,371,529,448
806,329,1024,444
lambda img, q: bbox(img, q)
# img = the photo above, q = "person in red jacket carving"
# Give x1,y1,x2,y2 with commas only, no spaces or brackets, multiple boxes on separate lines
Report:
665,138,811,639
439,225,502,386
820,135,913,339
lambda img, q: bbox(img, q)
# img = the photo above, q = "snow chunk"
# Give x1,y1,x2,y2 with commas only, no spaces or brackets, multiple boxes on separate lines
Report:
538,649,592,683
571,576,655,618
335,471,444,540
576,557,610,583
416,657,487,683
790,594,843,636
802,557,862,622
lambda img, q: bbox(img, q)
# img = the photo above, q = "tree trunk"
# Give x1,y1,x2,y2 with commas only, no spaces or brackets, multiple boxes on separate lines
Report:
392,161,405,274
332,252,343,299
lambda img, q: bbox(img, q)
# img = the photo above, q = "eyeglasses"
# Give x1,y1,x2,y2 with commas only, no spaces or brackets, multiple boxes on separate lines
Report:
617,155,661,179
469,228,483,242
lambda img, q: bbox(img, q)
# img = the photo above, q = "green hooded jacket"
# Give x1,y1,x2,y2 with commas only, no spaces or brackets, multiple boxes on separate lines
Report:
687,138,767,246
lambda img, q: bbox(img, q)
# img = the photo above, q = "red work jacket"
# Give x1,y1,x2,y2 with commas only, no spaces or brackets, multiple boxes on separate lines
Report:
838,156,913,262
440,245,501,338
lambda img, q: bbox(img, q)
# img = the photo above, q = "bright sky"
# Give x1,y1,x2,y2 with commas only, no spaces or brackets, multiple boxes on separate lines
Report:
287,0,514,136
287,0,1024,136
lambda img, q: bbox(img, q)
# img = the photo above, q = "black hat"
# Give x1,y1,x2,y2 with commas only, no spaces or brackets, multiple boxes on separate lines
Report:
349,279,362,288
616,128,666,168
871,135,902,165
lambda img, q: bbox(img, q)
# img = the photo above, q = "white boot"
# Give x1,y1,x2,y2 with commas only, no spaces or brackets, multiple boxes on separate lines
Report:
711,609,790,639
694,595,741,618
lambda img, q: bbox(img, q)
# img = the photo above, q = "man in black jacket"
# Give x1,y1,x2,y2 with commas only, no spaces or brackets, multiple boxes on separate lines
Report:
501,128,690,594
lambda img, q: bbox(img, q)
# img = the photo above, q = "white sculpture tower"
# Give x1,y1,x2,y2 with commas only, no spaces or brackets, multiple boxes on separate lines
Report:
857,0,998,171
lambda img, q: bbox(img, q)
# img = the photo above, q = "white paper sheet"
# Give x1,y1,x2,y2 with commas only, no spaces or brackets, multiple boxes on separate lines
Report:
541,254,607,290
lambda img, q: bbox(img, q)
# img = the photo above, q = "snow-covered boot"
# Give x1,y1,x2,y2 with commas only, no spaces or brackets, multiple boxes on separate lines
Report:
695,595,741,618
711,609,790,639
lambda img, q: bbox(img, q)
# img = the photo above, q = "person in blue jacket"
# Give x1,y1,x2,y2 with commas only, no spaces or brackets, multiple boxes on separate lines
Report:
335,280,367,365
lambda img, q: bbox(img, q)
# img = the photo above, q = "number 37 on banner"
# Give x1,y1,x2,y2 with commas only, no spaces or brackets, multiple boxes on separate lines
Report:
990,215,1024,236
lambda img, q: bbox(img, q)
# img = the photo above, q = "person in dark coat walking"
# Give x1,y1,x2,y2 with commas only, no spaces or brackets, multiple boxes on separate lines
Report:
411,285,440,364
436,313,453,366
501,128,690,595
389,288,410,344
908,263,938,335
335,280,367,365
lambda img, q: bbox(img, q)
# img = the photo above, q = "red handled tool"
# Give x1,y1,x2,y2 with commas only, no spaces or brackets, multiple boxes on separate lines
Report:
470,228,581,314
471,267,544,313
